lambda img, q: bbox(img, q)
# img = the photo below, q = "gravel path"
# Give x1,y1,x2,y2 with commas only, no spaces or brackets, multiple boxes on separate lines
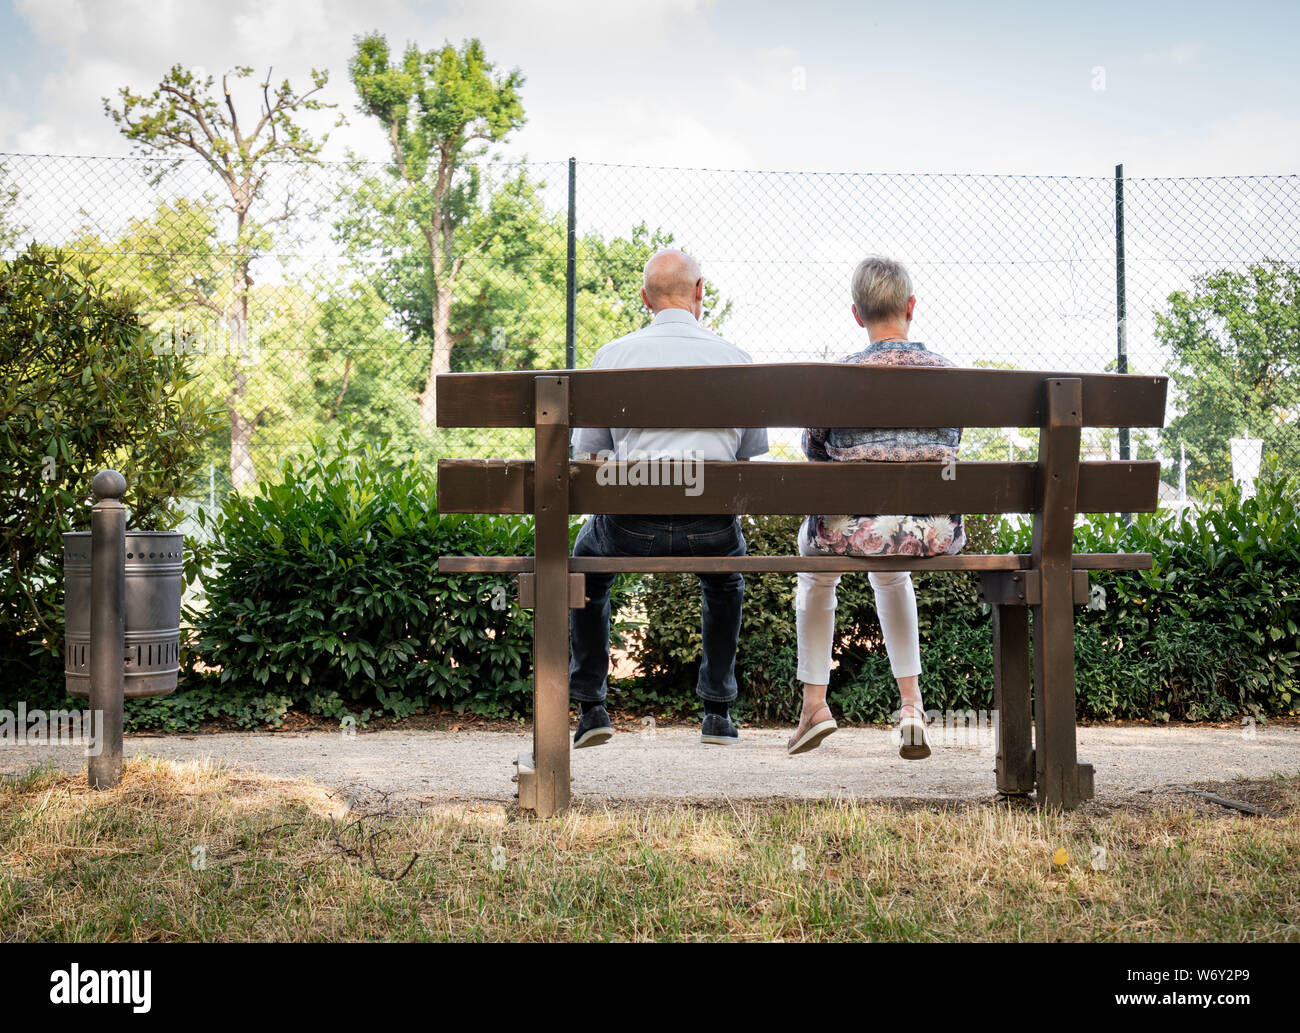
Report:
4,723,1298,810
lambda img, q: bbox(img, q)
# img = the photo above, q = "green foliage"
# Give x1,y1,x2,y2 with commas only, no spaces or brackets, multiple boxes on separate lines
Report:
341,33,732,416
1157,261,1300,491
189,429,534,719
184,430,633,727
103,62,339,489
349,35,525,180
104,64,336,187
1001,476,1300,720
341,33,527,424
0,245,218,698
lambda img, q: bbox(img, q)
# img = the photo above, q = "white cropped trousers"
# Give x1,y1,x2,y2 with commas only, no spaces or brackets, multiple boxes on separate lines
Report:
794,528,922,684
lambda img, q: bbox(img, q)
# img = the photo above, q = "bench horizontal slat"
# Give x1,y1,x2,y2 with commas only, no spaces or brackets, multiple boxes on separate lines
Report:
437,459,1161,515
436,552,1153,574
436,365,1167,429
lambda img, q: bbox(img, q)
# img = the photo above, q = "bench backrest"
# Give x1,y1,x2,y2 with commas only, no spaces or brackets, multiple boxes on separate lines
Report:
436,364,1167,521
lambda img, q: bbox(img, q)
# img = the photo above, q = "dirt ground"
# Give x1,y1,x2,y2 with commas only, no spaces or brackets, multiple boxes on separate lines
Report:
4,719,1298,815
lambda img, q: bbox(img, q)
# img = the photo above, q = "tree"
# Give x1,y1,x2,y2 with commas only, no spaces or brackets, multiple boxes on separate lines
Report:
0,245,218,696
70,199,427,480
105,64,337,489
1156,261,1300,490
346,33,524,430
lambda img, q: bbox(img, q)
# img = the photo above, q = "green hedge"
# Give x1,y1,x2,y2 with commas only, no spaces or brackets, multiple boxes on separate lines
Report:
181,431,532,725
156,431,633,731
14,425,1297,730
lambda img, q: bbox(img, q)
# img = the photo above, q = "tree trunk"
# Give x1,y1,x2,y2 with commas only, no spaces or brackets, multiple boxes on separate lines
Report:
229,385,256,491
418,283,455,432
227,249,256,490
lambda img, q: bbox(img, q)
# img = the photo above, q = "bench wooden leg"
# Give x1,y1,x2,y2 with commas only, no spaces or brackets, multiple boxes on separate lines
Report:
528,376,572,817
1031,377,1087,811
991,604,1034,795
1033,576,1083,809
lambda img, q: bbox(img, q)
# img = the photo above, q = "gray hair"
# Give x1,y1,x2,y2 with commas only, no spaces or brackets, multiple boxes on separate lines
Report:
851,255,913,324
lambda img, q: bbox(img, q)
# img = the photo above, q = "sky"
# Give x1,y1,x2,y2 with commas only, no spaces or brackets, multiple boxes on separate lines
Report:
1,0,1299,175
1,0,1296,468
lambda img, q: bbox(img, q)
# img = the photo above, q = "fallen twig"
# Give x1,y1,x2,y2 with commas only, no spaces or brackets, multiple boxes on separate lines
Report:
1173,785,1282,817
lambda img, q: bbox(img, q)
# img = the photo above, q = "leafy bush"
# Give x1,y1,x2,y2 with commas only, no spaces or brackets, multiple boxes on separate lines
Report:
182,430,634,727
1002,474,1300,721
0,245,216,708
188,430,534,721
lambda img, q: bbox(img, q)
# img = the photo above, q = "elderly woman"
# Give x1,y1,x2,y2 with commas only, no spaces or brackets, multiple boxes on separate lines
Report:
787,256,965,759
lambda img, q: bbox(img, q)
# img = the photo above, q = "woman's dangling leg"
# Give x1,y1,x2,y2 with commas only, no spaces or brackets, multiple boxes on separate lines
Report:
869,570,930,758
791,526,841,753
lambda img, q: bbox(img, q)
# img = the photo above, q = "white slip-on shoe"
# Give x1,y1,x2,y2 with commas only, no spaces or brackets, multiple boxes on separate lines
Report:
897,702,932,760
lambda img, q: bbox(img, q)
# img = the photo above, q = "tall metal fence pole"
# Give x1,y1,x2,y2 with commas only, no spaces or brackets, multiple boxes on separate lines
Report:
88,469,126,789
565,157,577,371
1115,162,1133,524
1115,163,1130,458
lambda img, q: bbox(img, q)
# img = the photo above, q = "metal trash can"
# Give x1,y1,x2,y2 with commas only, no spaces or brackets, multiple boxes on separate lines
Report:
63,530,184,698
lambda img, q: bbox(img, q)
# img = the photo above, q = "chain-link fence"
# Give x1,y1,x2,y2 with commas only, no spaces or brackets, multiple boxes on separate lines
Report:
3,153,1299,512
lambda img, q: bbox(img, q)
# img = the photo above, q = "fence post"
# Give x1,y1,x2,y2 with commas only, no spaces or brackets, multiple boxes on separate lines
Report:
565,156,577,371
1115,162,1132,523
88,469,126,790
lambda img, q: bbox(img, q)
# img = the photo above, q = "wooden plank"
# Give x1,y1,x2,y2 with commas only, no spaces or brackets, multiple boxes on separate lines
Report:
436,458,1161,516
531,376,572,817
437,552,1154,574
1031,379,1084,809
437,365,1167,429
991,605,1034,795
573,460,1035,515
436,460,532,514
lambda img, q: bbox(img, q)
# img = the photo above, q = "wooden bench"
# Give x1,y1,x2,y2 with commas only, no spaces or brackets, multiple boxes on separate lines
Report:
436,363,1167,816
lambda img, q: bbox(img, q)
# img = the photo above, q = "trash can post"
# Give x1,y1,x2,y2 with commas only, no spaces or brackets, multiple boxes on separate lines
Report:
88,469,126,790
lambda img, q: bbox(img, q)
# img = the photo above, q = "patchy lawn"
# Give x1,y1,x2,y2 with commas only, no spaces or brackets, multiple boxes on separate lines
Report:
1,759,1297,941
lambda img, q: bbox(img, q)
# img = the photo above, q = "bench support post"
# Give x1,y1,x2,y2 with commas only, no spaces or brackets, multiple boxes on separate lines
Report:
526,376,572,817
1031,378,1087,809
990,603,1034,795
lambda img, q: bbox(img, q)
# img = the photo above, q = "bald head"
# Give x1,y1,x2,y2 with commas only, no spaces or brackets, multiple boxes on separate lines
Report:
641,249,704,316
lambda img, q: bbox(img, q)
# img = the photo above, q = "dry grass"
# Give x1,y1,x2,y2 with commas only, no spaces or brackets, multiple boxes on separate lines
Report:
2,758,1298,941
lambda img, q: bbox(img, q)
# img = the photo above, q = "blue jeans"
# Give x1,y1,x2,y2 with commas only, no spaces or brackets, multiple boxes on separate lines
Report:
568,514,746,705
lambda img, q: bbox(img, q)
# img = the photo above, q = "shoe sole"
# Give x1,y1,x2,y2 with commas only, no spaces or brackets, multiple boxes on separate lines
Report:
701,733,738,745
898,718,931,760
787,719,838,756
574,727,613,749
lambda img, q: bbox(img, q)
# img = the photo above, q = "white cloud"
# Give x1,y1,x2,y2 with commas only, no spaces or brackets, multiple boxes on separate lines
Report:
3,0,726,161
1140,42,1205,66
5,0,427,155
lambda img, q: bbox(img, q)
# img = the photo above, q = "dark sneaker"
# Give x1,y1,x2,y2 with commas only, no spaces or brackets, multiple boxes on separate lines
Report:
700,710,739,745
573,704,613,749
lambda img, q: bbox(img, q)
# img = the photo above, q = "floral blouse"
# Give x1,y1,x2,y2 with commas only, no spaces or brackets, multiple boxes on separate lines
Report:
802,340,966,558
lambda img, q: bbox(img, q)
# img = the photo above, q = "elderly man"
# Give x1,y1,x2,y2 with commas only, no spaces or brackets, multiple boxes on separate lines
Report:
569,249,768,748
